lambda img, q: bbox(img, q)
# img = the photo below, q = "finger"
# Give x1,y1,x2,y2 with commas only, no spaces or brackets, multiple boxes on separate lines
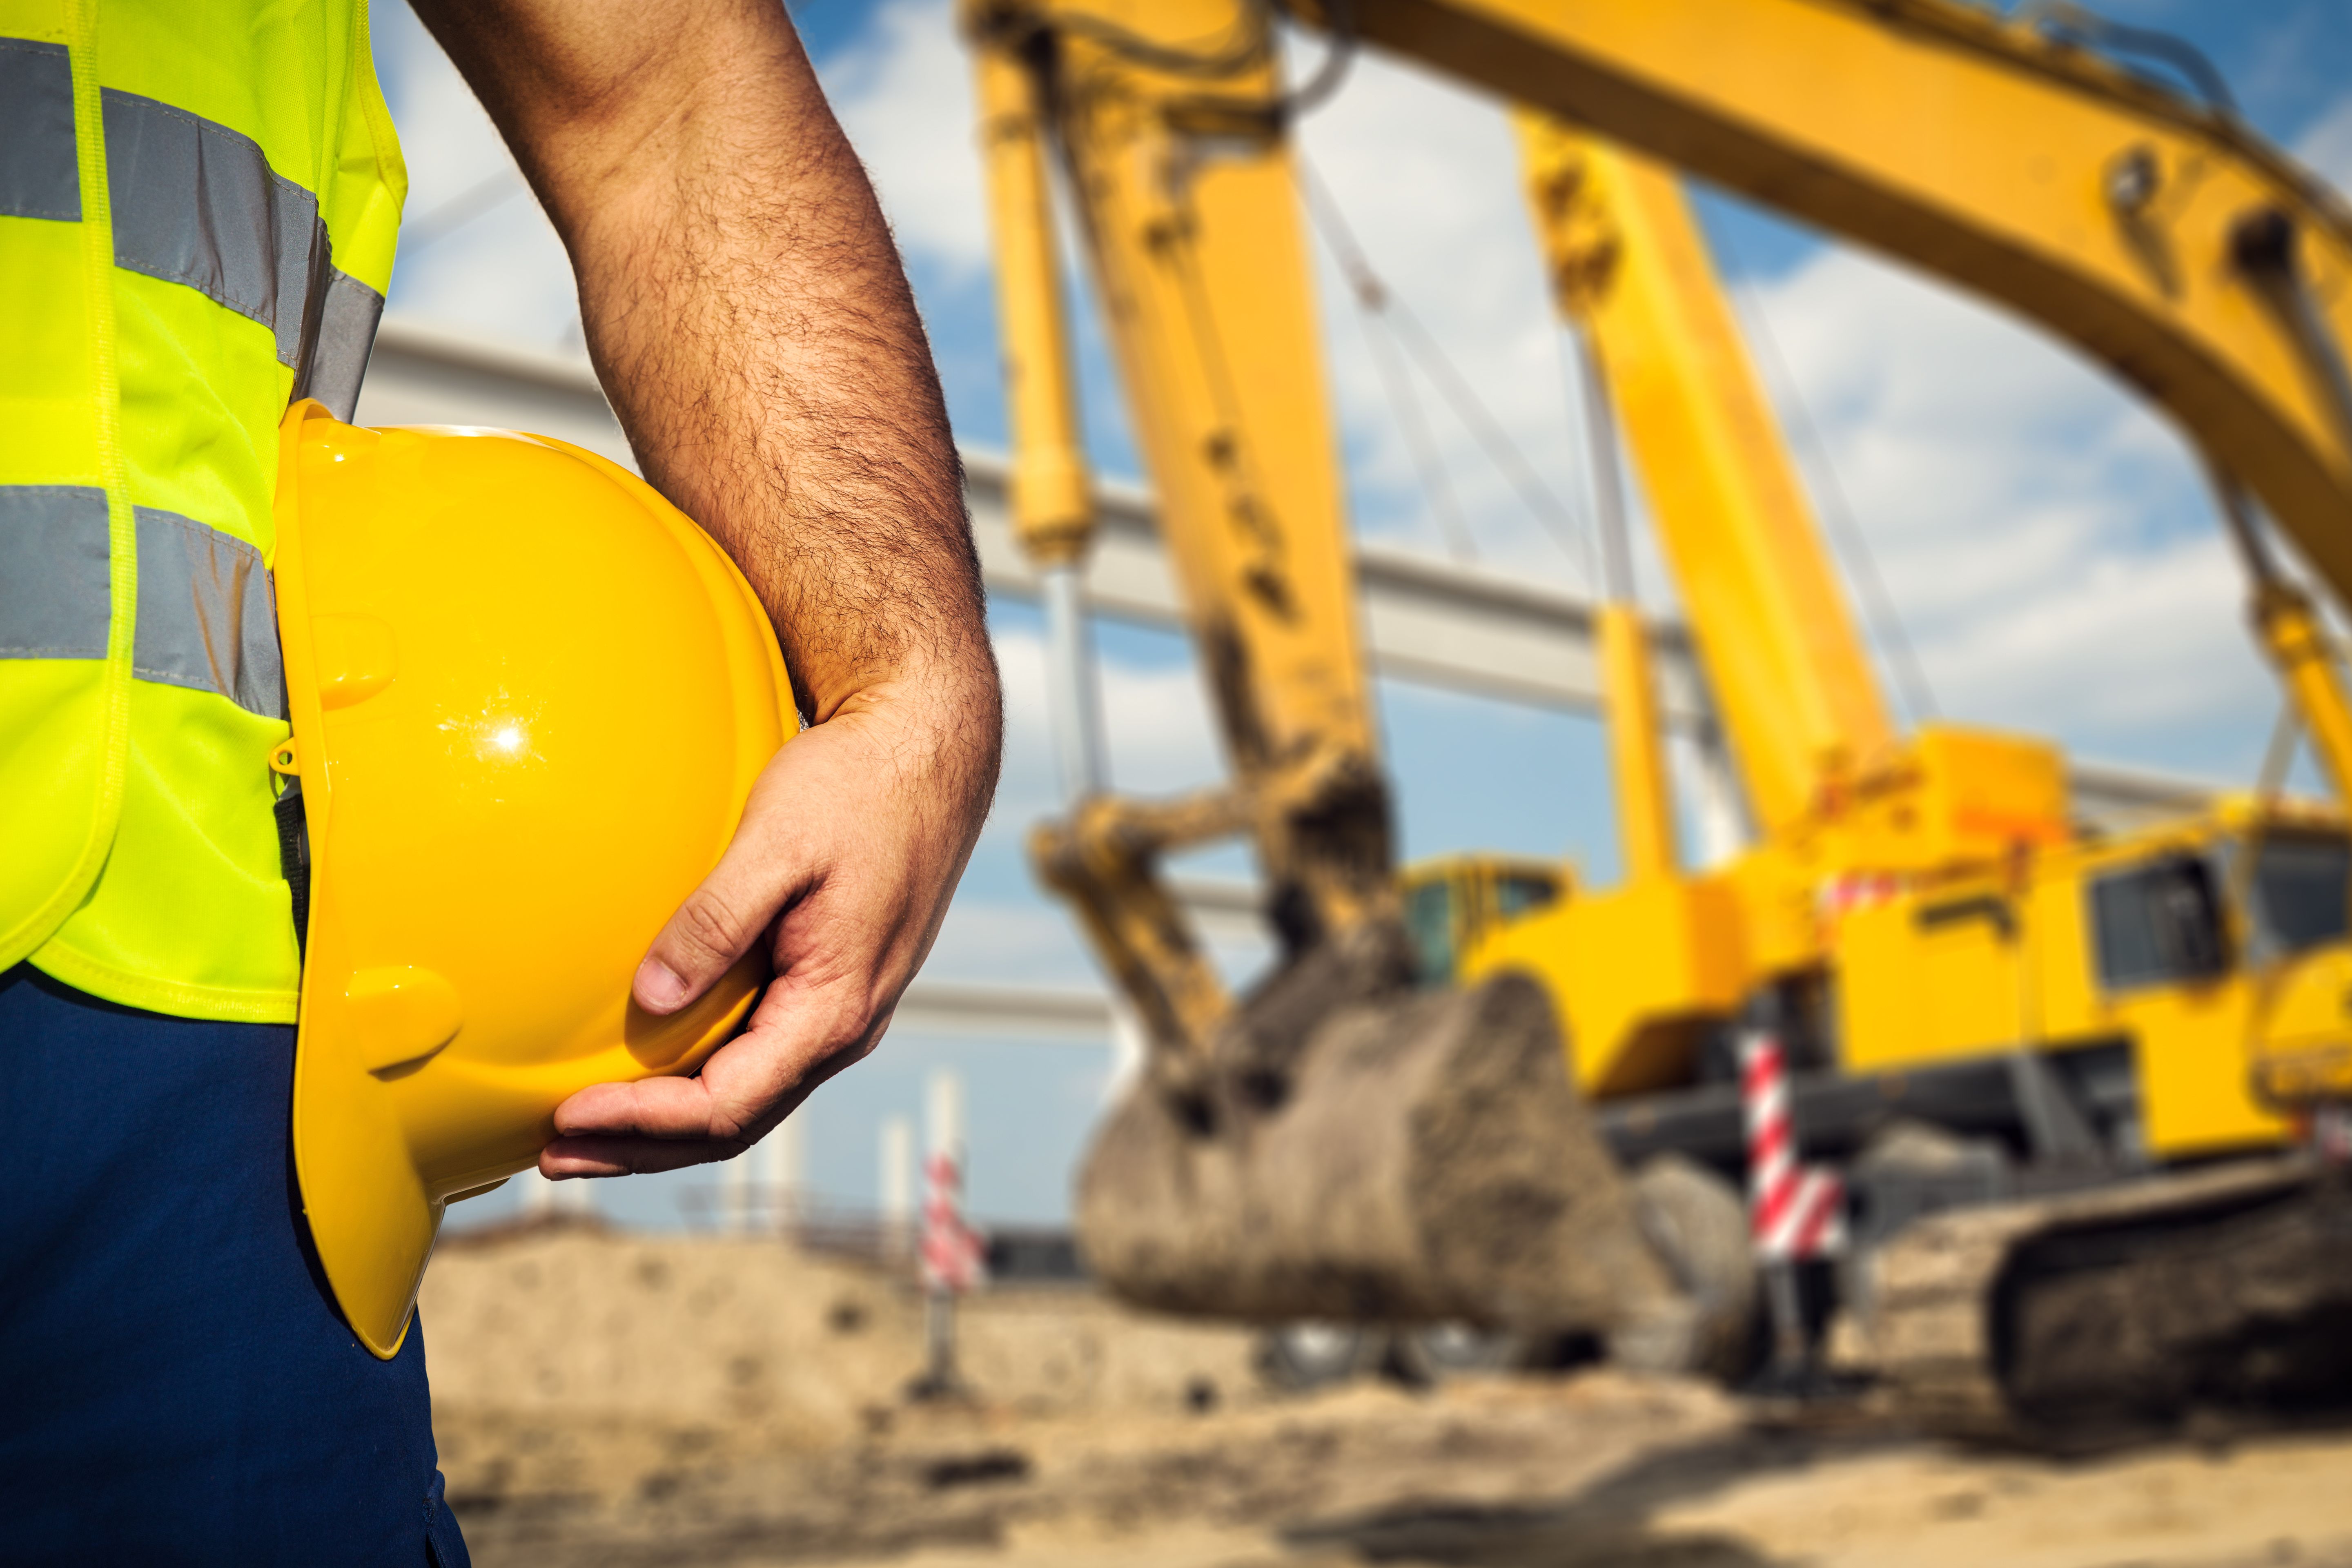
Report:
635,815,802,1016
527,1004,894,1185
542,1076,750,1179
552,1009,819,1147
543,996,879,1171
541,1134,745,1179
552,1074,736,1142
541,1077,748,1180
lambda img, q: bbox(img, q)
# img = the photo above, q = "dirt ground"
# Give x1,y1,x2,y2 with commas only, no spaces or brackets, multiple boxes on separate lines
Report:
423,1223,2352,1568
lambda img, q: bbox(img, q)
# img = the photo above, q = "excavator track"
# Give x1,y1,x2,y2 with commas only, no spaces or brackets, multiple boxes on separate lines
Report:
1870,1157,2352,1442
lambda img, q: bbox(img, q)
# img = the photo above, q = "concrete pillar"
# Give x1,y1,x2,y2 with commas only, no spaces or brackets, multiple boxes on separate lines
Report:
880,1114,914,1259
719,1147,749,1235
516,1165,556,1219
1679,721,1750,869
754,1116,805,1236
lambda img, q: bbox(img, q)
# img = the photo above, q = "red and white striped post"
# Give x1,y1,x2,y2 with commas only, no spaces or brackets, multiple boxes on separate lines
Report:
2314,1102,2352,1167
1741,1026,1844,1378
913,1069,983,1399
921,1147,985,1294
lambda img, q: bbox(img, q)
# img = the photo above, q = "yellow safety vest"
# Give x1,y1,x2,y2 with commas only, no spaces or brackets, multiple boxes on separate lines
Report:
0,0,404,1021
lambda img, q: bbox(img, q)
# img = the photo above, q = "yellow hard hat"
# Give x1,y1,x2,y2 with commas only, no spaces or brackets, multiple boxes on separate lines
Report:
272,400,796,1358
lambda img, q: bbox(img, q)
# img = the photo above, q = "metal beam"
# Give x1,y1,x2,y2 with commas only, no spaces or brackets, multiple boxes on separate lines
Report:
893,980,1116,1040
959,450,1718,719
2062,759,2230,831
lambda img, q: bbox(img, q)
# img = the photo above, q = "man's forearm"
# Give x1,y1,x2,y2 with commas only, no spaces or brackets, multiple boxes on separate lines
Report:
410,0,995,744
413,5,1000,1171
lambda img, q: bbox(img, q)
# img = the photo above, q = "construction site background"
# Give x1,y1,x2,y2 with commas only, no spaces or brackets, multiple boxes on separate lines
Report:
375,0,2352,1561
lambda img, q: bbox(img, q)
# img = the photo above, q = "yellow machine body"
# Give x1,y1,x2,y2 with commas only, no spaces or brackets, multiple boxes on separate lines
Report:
1468,801,2348,1154
1458,131,2347,1158
274,401,796,1357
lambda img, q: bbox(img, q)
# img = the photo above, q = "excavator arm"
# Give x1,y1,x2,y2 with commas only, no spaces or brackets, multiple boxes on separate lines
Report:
971,1,1408,1104
968,0,1689,1344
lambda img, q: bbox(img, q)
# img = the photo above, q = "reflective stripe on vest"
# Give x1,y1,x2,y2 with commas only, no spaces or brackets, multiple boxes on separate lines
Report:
0,40,78,220
0,488,282,719
0,41,383,419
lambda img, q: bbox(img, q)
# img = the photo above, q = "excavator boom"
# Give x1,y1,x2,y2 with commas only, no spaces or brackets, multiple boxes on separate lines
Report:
1307,0,2352,610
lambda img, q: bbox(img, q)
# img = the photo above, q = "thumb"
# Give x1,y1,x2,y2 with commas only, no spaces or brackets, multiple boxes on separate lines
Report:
635,832,795,1016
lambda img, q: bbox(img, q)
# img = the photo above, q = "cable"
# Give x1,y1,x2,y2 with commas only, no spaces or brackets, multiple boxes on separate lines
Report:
1296,158,1599,588
1316,189,1477,561
1354,292,1479,562
1549,328,1612,599
1711,219,1942,725
1569,327,1635,602
2019,2,2238,119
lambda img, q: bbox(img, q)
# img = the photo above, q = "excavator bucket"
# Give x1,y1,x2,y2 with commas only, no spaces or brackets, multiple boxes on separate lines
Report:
1076,971,1688,1345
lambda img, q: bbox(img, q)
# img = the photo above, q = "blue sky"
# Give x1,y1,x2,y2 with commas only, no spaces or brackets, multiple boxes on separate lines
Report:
373,1,2352,1230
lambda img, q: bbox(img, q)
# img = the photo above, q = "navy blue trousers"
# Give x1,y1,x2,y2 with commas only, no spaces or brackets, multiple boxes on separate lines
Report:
0,965,468,1566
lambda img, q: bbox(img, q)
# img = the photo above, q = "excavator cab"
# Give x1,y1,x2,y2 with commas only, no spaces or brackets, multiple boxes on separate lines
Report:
1399,856,1567,990
2217,811,2352,1114
2078,814,2352,997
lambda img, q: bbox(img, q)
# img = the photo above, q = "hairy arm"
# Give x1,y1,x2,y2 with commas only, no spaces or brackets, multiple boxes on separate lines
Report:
410,0,1002,1171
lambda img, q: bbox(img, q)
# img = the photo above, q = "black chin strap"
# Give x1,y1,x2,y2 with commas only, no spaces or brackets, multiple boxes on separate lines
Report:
274,777,310,964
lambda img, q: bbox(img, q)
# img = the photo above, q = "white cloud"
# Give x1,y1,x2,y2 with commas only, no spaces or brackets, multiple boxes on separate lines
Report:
989,626,1226,829
1737,241,2271,754
2296,94,2352,190
820,0,991,278
1294,49,1598,584
374,4,584,350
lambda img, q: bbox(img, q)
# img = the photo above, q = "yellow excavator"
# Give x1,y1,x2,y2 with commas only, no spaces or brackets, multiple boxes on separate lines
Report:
964,0,2352,1434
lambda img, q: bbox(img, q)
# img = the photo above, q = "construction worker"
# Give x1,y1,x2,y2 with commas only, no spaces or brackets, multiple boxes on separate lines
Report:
0,2,1000,1562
